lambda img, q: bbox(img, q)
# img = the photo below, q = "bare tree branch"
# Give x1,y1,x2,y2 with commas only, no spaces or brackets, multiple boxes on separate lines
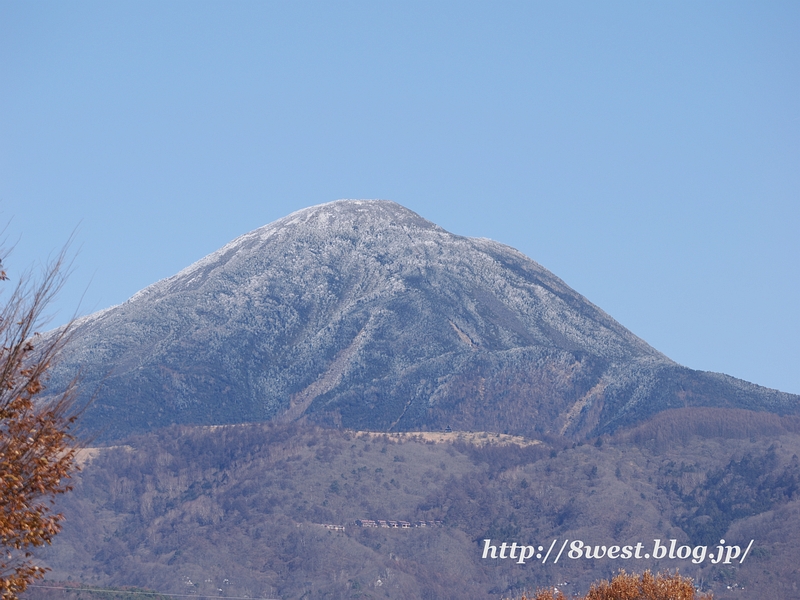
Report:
0,246,81,600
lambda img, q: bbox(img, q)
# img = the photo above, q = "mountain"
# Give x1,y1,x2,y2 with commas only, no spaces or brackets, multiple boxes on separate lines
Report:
47,200,799,441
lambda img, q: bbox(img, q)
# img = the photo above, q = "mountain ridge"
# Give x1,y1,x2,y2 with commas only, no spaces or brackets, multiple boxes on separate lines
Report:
46,199,799,441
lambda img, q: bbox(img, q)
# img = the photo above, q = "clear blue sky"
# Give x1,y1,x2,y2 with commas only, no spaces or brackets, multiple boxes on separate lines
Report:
1,2,798,394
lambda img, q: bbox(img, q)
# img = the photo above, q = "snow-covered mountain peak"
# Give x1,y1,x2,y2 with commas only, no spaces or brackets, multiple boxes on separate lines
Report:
47,200,800,441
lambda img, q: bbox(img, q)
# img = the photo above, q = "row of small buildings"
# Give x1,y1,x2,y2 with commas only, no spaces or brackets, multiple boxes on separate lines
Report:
317,519,444,532
355,519,443,529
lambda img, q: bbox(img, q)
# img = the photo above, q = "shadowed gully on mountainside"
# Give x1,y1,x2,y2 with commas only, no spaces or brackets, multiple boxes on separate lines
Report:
44,200,799,441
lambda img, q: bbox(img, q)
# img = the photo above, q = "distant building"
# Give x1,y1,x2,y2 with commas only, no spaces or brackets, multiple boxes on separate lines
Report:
355,519,378,528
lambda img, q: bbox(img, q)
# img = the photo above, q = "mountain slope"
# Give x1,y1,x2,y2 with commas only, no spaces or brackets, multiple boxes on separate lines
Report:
33,418,800,599
47,200,799,441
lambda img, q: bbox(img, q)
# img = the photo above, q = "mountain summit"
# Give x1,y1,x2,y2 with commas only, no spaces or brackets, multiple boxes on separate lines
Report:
50,200,798,440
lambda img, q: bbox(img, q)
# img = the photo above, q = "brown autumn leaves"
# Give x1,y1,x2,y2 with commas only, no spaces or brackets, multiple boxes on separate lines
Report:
0,252,80,600
524,570,712,600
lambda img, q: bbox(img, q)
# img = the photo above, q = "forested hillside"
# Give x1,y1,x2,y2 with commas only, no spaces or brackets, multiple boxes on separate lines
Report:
30,409,800,599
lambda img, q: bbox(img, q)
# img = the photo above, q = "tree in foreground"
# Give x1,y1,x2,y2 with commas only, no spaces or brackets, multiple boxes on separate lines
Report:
523,570,713,600
0,252,80,600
